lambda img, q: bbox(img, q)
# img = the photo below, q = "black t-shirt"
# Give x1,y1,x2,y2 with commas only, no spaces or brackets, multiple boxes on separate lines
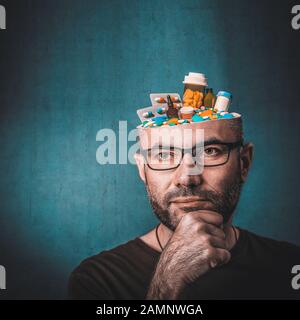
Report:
68,227,300,299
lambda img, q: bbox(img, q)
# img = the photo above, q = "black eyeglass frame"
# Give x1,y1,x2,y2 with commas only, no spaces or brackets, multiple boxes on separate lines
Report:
140,140,244,171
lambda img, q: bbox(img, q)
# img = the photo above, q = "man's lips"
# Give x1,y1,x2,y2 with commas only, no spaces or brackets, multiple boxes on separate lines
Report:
170,196,209,204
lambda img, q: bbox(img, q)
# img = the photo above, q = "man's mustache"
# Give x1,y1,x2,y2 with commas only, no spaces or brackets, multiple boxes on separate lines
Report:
164,187,221,206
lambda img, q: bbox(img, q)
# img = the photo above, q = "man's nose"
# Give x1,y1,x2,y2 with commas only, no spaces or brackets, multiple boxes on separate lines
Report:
173,153,204,188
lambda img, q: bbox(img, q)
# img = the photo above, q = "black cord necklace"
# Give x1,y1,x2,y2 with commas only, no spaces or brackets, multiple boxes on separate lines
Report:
155,223,238,252
155,224,164,252
232,225,238,243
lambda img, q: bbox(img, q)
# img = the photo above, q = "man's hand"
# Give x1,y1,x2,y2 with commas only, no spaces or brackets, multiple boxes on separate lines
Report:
146,211,231,299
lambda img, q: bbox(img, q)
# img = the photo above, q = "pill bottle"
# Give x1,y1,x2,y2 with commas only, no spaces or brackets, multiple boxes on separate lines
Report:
203,88,216,108
214,91,232,112
182,72,208,109
180,106,194,120
166,95,179,119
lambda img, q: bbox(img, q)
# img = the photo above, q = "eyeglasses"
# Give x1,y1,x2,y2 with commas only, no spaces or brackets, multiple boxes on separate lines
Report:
140,140,243,171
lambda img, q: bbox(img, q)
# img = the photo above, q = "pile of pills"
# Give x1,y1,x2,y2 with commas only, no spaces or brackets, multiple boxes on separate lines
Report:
139,107,235,128
136,72,237,128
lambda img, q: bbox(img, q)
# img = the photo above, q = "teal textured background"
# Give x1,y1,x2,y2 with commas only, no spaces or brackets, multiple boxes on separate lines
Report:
0,0,299,298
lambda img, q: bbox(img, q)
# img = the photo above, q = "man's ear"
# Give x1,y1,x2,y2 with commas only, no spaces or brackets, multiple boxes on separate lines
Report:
134,153,146,183
240,142,254,182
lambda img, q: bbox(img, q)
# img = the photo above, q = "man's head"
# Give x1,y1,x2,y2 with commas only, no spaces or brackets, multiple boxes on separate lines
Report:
135,116,253,231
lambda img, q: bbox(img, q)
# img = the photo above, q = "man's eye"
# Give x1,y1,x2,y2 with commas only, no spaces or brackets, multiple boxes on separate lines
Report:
158,152,174,160
204,147,222,156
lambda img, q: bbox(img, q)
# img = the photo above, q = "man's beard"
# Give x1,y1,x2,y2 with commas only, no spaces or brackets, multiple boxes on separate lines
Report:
146,174,243,232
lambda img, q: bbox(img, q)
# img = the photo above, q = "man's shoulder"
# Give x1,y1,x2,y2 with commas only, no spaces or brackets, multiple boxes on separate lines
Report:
243,227,300,250
68,237,142,299
241,227,300,262
71,237,140,275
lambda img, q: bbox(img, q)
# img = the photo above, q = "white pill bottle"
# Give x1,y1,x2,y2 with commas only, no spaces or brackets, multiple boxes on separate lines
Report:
214,91,232,112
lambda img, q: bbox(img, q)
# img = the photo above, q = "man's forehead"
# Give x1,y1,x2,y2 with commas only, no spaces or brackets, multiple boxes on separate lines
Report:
138,119,239,149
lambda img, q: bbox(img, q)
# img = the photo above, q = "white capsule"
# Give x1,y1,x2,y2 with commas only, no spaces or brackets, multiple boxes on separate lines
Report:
220,111,228,116
155,97,166,103
143,111,154,118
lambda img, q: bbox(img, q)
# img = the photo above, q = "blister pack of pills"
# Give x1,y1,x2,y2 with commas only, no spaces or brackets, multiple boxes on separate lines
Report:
136,93,182,122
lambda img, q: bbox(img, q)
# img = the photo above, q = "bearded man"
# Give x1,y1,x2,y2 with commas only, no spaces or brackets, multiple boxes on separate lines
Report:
69,116,300,299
